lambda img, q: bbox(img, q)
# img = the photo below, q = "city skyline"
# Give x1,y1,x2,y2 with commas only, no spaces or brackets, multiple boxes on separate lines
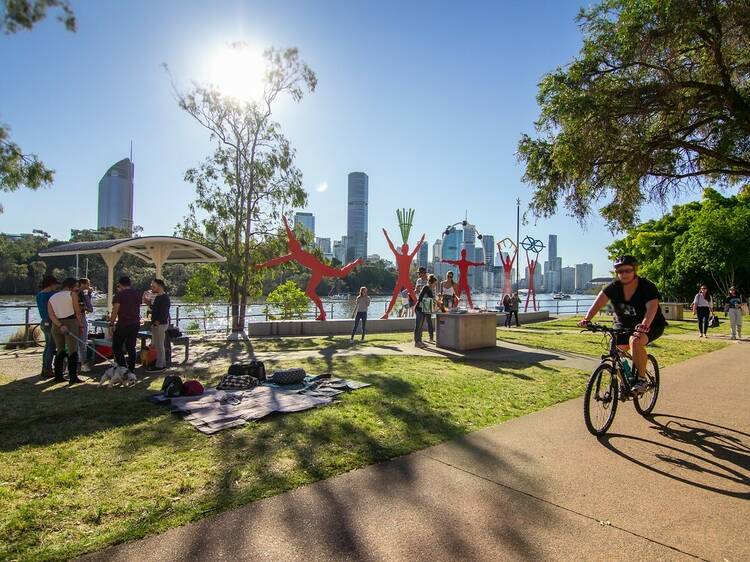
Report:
0,1,700,277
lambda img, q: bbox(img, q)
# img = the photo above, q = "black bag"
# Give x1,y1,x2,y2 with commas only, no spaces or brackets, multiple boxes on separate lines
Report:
217,373,258,391
166,327,182,338
228,360,266,381
269,368,306,385
161,375,184,397
709,314,720,328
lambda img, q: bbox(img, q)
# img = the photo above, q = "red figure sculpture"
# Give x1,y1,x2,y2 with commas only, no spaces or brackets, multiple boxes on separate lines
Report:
381,228,426,319
256,216,362,321
441,249,485,308
524,256,539,312
496,238,518,296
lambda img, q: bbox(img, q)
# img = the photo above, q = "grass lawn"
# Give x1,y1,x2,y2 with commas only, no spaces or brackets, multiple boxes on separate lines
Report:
0,354,587,562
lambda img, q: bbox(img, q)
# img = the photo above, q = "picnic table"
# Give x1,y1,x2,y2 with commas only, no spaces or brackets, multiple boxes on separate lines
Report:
89,320,190,365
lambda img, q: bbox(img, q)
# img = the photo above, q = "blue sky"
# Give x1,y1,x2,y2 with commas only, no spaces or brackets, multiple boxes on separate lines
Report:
0,0,693,277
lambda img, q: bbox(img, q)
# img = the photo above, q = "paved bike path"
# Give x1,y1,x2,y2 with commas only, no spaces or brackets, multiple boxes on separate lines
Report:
83,343,749,561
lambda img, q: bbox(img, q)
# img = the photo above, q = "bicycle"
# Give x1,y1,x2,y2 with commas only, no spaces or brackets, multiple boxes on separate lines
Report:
581,323,660,436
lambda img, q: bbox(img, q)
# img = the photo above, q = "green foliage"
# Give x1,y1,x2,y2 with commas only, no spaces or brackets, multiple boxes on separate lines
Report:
263,280,308,319
396,208,414,244
518,0,750,230
184,264,229,329
608,188,750,299
1,0,76,210
172,45,316,332
341,258,397,295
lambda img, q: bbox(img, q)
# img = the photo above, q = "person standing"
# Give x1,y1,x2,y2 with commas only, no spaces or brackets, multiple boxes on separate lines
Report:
350,286,371,341
109,276,142,376
147,279,170,372
36,275,59,378
415,274,438,345
77,278,94,372
507,292,522,327
725,286,744,340
502,293,512,328
440,272,457,311
47,277,83,385
691,284,712,338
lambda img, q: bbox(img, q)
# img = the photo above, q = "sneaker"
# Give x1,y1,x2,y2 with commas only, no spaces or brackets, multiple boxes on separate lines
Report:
631,379,649,395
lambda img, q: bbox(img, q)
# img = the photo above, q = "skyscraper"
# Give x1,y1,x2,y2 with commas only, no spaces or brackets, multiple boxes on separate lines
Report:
548,234,558,265
432,239,442,262
346,172,368,262
315,237,331,255
97,157,134,232
481,235,495,267
417,243,429,269
294,212,315,236
575,263,594,290
561,266,576,293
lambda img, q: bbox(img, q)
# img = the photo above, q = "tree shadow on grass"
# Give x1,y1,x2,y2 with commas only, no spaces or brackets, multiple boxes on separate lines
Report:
80,355,563,561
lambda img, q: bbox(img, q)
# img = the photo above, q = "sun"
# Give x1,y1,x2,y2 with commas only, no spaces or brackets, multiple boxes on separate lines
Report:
210,42,266,101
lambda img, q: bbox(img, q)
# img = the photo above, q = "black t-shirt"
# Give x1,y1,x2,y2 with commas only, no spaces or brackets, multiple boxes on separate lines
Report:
603,277,666,330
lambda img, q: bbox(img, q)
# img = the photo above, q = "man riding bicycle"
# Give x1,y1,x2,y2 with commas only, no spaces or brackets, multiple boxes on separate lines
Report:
578,255,667,395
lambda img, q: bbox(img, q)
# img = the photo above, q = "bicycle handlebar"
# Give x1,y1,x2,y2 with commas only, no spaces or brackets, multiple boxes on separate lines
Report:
581,322,635,335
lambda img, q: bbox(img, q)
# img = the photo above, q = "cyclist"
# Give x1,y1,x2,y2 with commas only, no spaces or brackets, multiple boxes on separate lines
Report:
578,255,666,394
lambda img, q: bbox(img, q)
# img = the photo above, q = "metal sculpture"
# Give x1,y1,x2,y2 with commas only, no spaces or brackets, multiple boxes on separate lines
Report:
256,216,362,321
520,236,544,312
441,248,485,309
496,237,518,296
381,212,425,319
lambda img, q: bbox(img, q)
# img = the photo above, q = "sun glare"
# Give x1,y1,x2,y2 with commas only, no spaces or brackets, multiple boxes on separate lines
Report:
210,43,266,101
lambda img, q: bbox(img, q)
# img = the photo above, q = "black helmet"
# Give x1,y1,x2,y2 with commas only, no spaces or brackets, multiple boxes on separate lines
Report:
613,255,638,267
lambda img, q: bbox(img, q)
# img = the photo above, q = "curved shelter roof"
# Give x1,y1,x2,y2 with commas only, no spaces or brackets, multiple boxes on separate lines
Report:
39,236,225,309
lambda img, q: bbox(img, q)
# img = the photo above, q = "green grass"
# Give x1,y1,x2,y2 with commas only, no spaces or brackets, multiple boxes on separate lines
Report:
0,355,587,562
529,314,734,337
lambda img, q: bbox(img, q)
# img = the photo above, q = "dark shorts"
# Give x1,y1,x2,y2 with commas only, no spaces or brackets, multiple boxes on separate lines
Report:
615,323,664,346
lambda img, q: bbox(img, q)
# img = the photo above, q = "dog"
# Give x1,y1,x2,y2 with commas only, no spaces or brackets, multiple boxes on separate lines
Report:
99,365,137,387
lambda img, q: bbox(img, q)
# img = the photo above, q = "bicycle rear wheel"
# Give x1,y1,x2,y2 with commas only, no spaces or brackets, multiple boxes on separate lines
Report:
584,364,619,436
634,354,660,415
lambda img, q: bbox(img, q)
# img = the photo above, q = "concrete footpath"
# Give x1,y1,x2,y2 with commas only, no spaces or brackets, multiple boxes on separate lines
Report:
83,344,749,562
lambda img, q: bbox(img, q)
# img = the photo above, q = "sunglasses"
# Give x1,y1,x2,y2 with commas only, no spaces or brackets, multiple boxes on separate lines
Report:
616,267,635,274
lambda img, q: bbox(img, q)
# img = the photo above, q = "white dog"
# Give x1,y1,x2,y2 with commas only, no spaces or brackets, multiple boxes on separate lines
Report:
99,366,137,387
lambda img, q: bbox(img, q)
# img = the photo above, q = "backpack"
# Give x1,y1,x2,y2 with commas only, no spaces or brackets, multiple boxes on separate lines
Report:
161,375,184,397
182,380,204,396
228,360,266,381
709,314,720,328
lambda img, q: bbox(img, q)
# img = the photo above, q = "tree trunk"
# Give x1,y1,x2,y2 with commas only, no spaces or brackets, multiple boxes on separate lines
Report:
230,281,241,333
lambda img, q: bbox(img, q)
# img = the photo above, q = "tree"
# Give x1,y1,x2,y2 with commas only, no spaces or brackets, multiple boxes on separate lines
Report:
183,264,229,330
172,44,316,337
263,280,308,320
1,0,76,211
518,0,750,230
608,187,750,299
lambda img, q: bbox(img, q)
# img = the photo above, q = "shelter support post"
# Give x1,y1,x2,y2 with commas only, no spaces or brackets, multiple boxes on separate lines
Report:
102,252,122,312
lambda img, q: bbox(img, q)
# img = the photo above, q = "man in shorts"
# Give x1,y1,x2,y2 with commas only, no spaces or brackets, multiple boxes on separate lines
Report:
578,255,666,394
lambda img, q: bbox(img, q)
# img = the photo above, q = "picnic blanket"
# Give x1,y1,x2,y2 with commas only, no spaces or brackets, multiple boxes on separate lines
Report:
151,376,370,434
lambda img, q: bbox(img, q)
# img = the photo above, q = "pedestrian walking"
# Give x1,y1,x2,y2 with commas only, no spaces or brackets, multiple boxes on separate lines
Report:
109,276,142,376
147,279,170,372
77,278,94,371
350,286,370,341
47,277,83,385
440,272,457,311
725,286,744,340
691,284,712,338
415,274,438,345
36,275,59,378
507,292,521,327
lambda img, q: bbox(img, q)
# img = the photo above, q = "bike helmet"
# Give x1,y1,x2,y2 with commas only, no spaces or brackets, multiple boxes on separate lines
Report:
613,255,638,268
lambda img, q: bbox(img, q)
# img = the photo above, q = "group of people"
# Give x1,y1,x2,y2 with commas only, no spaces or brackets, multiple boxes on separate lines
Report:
500,292,522,328
691,284,745,339
35,275,172,384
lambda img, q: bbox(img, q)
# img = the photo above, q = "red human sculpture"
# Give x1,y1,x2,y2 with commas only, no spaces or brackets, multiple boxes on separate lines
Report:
441,249,485,308
381,228,426,319
256,216,362,320
524,256,539,312
496,237,518,296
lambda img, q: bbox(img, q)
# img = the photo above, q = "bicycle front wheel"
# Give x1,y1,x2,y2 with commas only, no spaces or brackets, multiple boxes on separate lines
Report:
584,364,619,436
634,354,660,416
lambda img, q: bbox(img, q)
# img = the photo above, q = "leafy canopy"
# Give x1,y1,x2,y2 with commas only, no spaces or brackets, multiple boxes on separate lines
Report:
518,0,750,230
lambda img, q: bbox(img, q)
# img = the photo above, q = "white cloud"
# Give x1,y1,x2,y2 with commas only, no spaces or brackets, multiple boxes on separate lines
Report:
315,181,328,193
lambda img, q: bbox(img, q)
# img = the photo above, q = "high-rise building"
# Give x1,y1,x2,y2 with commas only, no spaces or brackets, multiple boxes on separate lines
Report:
97,158,134,232
575,263,594,290
548,234,558,266
463,224,476,245
294,212,315,236
346,172,368,262
432,239,442,262
417,243,429,269
333,236,348,264
481,235,495,267
442,229,461,261
561,266,576,293
315,237,331,255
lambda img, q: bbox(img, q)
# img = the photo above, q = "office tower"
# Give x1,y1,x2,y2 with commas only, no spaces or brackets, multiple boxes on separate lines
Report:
346,172,368,262
548,234,558,266
442,229,461,261
294,212,315,236
561,266,576,293
97,157,134,232
315,237,331,257
418,243,429,269
432,239,443,262
481,235,495,267
575,263,594,290
333,237,348,264
463,224,476,245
